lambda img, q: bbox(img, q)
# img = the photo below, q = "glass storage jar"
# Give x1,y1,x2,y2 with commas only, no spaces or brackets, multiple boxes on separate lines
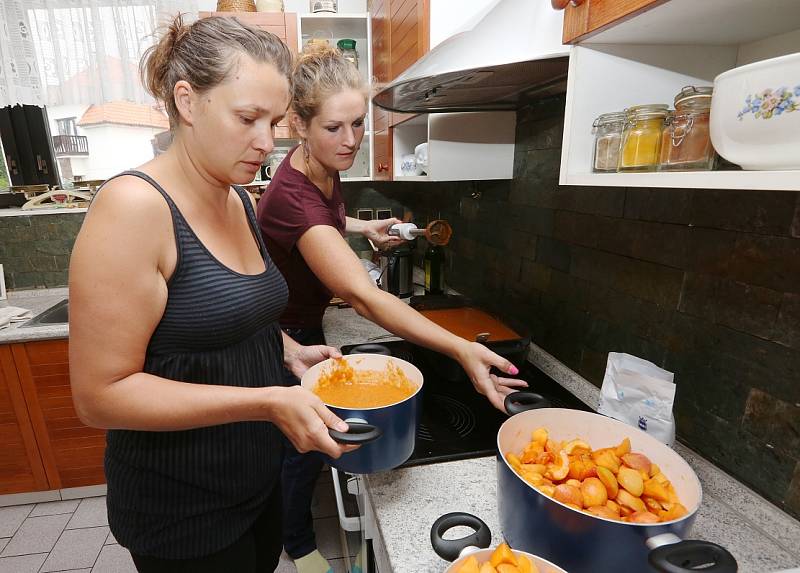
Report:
591,111,626,172
310,0,337,12
659,85,715,171
619,104,668,172
337,39,359,69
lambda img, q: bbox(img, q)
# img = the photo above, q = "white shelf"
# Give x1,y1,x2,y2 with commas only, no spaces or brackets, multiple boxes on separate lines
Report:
393,175,429,182
563,171,800,192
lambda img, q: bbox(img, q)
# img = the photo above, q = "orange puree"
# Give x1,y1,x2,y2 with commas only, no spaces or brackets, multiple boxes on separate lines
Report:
313,358,417,408
420,307,520,342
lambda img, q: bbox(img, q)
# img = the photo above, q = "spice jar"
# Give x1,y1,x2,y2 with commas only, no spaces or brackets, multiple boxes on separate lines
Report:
337,39,358,70
591,111,626,172
619,104,668,172
659,86,715,171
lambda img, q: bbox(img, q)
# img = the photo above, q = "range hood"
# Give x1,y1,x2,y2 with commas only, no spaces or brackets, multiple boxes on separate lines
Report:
373,0,571,114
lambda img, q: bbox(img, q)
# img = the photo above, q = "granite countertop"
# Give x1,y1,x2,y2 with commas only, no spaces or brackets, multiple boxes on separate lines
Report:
0,287,69,343
320,306,800,573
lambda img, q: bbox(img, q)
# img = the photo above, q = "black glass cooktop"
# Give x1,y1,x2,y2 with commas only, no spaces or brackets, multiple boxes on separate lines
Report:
340,340,592,468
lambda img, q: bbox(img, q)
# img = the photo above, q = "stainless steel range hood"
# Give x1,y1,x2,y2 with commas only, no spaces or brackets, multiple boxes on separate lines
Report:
373,0,570,114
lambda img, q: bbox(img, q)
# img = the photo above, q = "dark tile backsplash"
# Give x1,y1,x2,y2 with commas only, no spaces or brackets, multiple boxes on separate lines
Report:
342,95,800,519
0,212,84,290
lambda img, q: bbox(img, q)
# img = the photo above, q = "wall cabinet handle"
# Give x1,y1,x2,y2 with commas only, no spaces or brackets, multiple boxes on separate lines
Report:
551,0,585,9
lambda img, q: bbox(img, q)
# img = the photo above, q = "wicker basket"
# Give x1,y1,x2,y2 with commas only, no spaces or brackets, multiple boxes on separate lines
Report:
216,0,256,12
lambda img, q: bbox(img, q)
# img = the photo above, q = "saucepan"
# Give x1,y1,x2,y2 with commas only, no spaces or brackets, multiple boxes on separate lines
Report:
496,393,738,573
431,512,568,572
300,351,423,474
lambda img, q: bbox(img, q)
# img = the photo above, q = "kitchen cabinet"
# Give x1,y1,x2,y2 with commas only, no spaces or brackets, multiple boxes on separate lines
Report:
199,11,298,140
370,0,392,179
0,345,49,494
12,339,106,490
558,0,664,44
558,0,800,191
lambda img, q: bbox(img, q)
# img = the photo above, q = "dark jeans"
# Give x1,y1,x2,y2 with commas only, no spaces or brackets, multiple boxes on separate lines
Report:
131,483,283,572
281,327,328,560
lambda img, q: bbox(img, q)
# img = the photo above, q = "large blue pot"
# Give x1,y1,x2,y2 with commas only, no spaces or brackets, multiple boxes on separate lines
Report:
496,406,737,573
301,353,423,474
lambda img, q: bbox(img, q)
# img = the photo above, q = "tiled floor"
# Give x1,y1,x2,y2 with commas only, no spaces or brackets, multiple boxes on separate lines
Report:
0,469,356,573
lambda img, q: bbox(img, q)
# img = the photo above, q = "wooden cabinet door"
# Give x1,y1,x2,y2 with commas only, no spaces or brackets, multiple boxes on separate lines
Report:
13,340,106,490
199,11,298,139
0,345,48,494
389,0,429,80
562,0,665,44
370,0,392,180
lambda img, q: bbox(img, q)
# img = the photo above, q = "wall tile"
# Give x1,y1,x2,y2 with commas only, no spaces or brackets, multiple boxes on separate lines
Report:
787,463,800,515
774,293,800,350
624,187,692,224
690,189,797,236
742,388,800,459
535,236,571,273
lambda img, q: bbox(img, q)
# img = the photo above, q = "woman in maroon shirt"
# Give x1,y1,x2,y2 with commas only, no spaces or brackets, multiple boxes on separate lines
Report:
257,45,527,573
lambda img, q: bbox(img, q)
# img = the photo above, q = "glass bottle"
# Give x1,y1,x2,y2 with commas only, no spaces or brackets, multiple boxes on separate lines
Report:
591,111,626,172
337,39,359,70
659,86,716,171
424,244,445,295
618,104,669,172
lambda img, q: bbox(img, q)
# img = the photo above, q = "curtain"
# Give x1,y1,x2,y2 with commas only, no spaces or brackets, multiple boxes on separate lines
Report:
0,0,197,107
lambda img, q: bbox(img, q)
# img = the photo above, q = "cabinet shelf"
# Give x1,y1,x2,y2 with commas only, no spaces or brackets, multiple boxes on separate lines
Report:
562,171,800,192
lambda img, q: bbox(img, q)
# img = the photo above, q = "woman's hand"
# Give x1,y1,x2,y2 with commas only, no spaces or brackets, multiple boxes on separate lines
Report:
454,341,529,412
362,217,405,250
267,386,358,458
285,344,341,379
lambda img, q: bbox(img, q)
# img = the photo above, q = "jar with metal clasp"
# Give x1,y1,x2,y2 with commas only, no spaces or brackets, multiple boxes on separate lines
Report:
337,38,358,69
618,104,669,172
659,85,716,171
591,111,626,172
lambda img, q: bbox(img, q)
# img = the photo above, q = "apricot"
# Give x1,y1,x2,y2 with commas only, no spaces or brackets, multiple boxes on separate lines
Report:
616,489,647,513
629,511,660,524
621,452,652,474
554,483,584,508
592,448,621,473
617,467,645,497
479,562,498,573
490,542,517,568
458,556,480,573
643,477,670,502
596,466,619,499
614,437,631,457
581,477,609,507
586,505,618,519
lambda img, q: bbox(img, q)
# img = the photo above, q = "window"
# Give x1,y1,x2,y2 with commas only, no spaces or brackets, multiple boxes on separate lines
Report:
56,117,76,136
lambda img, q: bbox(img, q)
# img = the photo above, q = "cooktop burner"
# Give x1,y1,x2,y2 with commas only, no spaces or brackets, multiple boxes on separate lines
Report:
341,340,592,467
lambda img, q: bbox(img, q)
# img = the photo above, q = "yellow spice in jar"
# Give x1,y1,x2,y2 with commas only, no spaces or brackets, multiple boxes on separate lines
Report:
620,118,664,170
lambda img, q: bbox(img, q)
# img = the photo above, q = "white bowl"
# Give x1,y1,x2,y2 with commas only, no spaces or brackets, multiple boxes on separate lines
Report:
710,52,800,170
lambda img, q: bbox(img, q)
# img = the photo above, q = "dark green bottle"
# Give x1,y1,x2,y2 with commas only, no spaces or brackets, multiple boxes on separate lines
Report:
424,244,445,295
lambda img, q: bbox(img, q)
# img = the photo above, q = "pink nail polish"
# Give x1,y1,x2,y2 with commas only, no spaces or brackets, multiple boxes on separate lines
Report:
509,365,519,375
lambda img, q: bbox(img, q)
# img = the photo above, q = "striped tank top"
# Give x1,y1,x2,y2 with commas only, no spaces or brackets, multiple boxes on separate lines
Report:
101,171,289,559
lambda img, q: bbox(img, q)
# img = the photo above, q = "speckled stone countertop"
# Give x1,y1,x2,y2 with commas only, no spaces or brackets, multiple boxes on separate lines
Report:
320,307,800,573
0,287,69,343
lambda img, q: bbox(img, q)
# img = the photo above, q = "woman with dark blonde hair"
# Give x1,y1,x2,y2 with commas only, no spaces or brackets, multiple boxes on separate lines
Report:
258,44,528,573
68,15,356,572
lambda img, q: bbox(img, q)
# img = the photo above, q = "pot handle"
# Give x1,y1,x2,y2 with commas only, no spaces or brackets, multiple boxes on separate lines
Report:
430,512,492,562
328,420,383,445
648,535,738,573
504,391,551,416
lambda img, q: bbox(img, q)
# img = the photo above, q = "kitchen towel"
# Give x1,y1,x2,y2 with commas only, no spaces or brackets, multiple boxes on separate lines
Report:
0,306,32,329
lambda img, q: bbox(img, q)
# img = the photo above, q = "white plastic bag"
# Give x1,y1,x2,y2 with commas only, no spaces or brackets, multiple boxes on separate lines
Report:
598,353,676,447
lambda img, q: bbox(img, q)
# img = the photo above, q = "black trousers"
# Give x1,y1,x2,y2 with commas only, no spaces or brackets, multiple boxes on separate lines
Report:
280,327,328,560
131,483,283,573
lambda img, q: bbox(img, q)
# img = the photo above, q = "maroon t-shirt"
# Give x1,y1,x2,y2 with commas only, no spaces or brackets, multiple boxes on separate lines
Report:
257,146,346,329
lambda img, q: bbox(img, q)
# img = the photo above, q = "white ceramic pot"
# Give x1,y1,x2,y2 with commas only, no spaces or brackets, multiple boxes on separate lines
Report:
710,52,800,170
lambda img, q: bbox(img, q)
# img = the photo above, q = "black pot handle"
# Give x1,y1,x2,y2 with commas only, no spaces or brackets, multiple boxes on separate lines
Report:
328,422,383,445
504,391,551,416
430,512,492,562
649,539,738,573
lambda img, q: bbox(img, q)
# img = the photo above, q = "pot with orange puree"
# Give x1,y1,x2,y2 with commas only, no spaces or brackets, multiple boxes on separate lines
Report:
312,358,418,408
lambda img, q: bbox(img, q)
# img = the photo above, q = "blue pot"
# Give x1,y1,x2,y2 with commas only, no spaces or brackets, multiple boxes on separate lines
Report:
495,406,737,573
301,353,423,474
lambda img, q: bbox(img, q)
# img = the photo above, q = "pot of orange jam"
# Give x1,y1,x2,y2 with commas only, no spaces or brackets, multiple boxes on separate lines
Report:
300,353,423,473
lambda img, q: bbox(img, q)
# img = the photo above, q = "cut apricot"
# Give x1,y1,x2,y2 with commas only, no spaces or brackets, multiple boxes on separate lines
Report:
490,542,518,568
621,452,652,474
479,562,498,573
615,437,631,457
516,555,539,573
596,466,619,499
617,467,644,497
458,555,480,573
496,565,520,573
581,477,608,507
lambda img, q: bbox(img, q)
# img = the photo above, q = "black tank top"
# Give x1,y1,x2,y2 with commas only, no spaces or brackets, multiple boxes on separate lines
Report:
100,171,289,559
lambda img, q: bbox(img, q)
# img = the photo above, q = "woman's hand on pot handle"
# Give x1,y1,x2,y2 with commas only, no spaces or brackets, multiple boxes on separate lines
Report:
455,341,529,412
267,386,358,458
285,343,341,379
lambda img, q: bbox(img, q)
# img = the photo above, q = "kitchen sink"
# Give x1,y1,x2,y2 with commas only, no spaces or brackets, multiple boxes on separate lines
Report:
19,299,69,327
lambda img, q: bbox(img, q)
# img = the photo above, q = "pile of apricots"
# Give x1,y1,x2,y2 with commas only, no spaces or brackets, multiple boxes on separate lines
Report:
505,427,688,524
456,543,538,573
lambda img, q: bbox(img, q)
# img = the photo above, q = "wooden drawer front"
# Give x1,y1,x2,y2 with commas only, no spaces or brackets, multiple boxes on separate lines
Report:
370,0,391,130
0,346,48,494
14,340,106,489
